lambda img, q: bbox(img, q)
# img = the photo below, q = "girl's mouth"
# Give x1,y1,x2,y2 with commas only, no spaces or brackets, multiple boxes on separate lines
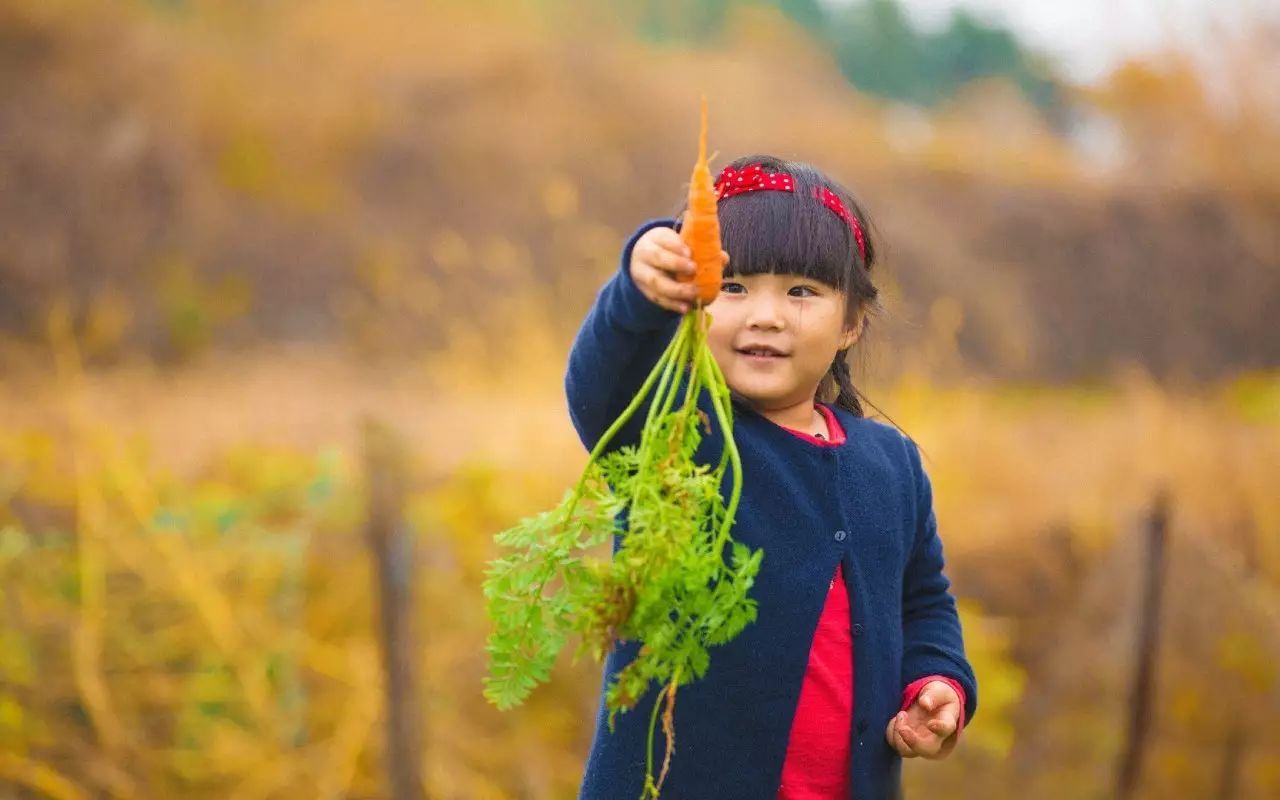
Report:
736,346,790,361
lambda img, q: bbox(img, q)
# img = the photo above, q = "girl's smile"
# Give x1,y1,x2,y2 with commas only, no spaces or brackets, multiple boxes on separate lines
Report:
706,273,862,425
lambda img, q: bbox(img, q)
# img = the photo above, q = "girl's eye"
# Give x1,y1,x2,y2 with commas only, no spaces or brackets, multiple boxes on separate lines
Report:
721,281,746,295
789,285,819,297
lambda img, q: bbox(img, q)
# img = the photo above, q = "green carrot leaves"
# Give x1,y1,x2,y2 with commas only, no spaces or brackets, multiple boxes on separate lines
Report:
482,311,760,798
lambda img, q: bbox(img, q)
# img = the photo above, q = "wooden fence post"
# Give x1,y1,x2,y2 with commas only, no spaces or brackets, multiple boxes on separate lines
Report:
363,418,424,800
1115,487,1170,800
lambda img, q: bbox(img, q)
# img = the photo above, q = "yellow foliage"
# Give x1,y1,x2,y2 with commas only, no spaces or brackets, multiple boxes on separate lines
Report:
3,335,1275,797
1216,630,1277,695
955,599,1025,758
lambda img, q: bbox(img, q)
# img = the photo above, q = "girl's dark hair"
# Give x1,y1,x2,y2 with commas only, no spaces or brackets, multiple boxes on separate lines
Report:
673,154,909,437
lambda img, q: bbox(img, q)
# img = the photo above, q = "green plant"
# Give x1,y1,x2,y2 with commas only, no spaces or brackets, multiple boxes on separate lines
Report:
482,310,761,799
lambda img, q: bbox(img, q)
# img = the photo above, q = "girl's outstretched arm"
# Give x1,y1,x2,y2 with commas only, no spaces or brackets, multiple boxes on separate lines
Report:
564,218,682,453
900,439,979,727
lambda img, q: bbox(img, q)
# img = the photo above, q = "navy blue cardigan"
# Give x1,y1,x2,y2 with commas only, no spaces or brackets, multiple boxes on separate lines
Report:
569,219,978,799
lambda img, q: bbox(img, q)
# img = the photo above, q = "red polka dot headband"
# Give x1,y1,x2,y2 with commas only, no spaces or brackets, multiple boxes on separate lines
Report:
714,163,868,263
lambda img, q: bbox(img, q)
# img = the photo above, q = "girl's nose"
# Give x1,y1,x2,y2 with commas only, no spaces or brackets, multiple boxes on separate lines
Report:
744,292,786,331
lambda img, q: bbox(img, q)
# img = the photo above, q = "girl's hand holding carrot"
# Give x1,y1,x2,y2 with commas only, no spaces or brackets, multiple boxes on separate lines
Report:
629,223,729,315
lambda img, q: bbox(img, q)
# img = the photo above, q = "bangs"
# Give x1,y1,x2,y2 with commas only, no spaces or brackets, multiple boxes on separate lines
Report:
716,167,859,292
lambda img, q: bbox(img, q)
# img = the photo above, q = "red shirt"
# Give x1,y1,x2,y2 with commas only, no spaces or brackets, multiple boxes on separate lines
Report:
775,405,966,799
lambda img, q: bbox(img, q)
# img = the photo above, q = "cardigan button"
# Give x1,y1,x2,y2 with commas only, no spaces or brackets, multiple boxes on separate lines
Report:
834,529,848,542
852,623,864,636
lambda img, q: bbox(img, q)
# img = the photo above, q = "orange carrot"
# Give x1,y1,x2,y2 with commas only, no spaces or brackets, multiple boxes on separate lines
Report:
679,96,723,306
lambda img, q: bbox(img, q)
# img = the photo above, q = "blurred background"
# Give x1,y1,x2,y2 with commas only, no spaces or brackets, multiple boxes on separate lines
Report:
1,0,1277,797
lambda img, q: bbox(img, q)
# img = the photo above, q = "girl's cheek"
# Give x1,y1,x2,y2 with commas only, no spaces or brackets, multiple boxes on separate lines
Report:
706,317,733,348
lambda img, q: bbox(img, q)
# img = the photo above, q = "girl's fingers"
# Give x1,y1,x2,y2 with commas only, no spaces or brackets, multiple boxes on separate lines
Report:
643,265,698,303
638,267,687,307
638,272,691,313
891,725,916,758
886,713,914,758
631,226,722,315
898,720,942,758
655,298,690,314
896,722,924,756
655,247,697,277
656,226,690,257
647,231,697,276
927,718,956,739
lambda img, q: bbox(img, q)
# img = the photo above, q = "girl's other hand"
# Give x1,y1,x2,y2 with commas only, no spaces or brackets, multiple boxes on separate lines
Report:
629,225,729,314
885,680,961,760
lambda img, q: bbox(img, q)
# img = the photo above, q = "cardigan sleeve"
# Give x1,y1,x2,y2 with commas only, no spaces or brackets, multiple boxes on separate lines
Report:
564,218,683,454
900,438,979,727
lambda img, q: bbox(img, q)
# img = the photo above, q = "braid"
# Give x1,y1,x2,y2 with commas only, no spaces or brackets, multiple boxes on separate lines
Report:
823,346,927,460
829,350,864,418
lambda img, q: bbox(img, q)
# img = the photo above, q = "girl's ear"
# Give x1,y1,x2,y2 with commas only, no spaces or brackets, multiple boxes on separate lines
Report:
840,312,865,350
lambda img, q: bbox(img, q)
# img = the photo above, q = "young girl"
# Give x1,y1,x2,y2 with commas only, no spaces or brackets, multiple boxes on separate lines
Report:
568,155,977,799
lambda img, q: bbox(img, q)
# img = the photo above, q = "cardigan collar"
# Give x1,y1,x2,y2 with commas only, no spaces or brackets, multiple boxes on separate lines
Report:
731,398,850,448
779,403,847,447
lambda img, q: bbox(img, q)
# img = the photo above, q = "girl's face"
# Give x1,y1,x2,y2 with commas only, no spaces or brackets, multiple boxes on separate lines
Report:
707,273,862,411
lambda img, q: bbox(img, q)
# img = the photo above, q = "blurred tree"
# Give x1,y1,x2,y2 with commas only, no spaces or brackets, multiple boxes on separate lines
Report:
823,0,1060,112
925,9,1059,110
621,0,1061,112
